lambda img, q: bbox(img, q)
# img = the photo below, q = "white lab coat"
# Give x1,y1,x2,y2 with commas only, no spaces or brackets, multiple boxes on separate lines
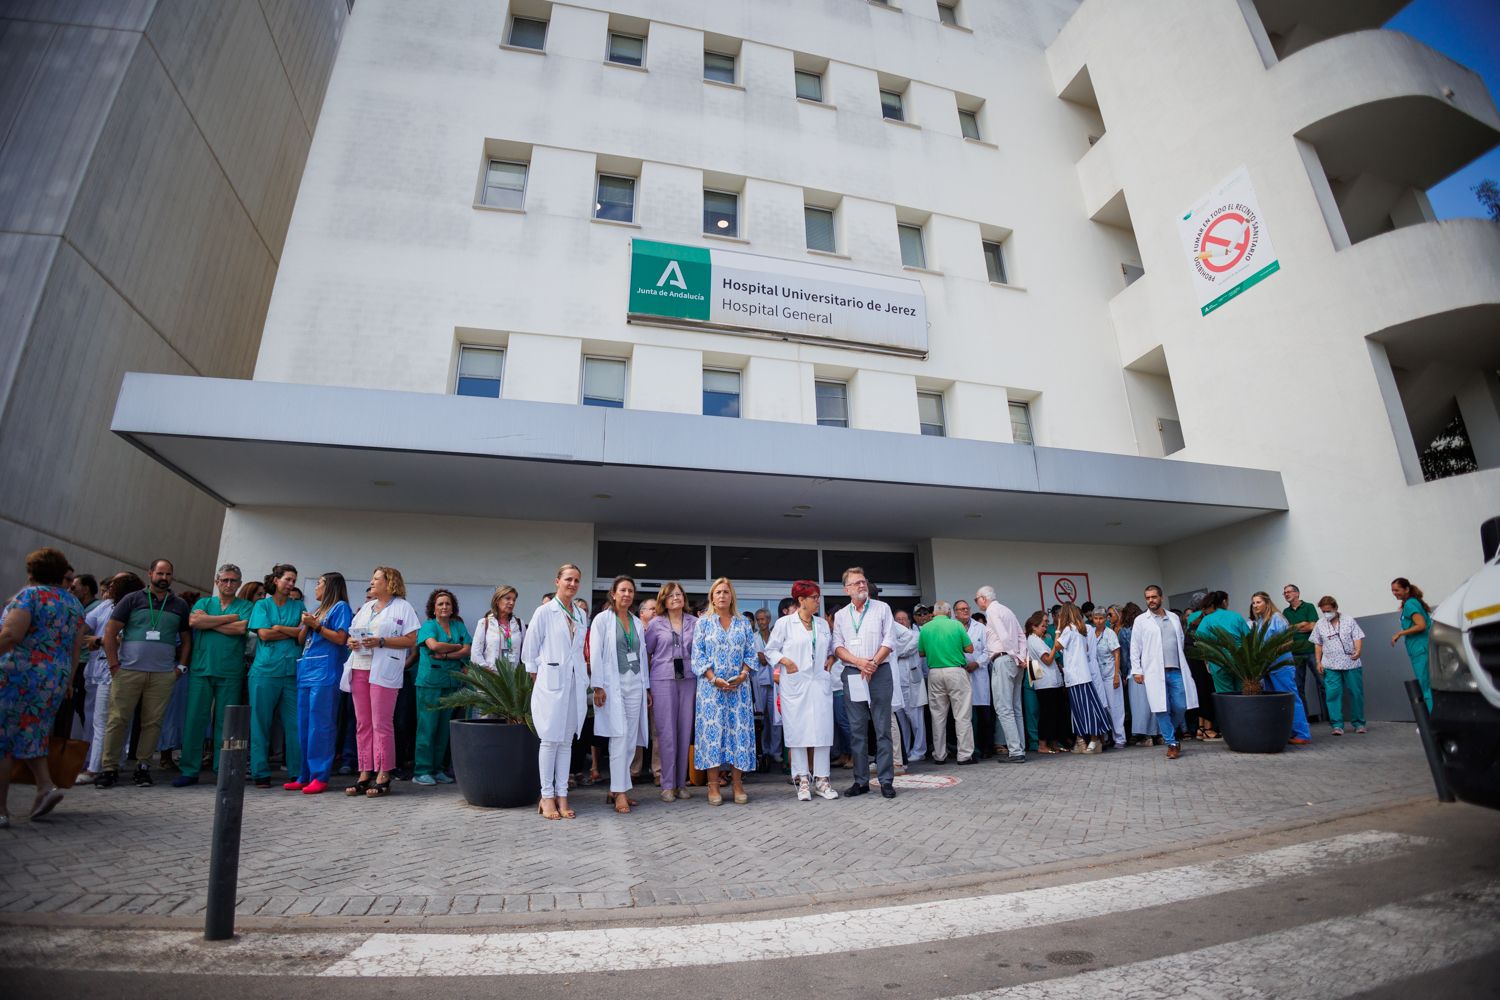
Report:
966,619,991,705
341,598,419,691
587,610,651,745
471,612,524,670
522,599,588,743
893,622,926,707
764,613,834,748
1129,611,1201,714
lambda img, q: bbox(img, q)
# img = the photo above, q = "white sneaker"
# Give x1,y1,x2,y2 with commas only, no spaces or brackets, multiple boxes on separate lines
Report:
796,777,812,801
814,777,839,800
74,772,96,785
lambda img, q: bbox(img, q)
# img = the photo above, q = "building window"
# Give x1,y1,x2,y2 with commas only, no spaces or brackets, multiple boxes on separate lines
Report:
795,70,823,102
815,380,848,427
917,391,946,437
898,223,926,268
582,357,626,407
982,240,1006,283
938,2,959,26
704,51,736,84
1009,401,1033,444
455,346,504,398
608,32,645,67
481,159,527,210
880,89,905,122
704,189,739,237
508,16,547,50
595,174,636,222
958,108,981,140
804,206,836,252
703,369,741,418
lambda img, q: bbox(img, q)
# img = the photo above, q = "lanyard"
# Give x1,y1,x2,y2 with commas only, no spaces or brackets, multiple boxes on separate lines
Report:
556,597,583,637
617,611,635,651
800,614,817,667
146,590,165,632
499,616,513,651
850,601,869,636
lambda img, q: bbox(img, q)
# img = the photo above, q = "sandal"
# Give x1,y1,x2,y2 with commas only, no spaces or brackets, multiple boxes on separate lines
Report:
558,800,576,819
538,798,561,820
365,774,392,798
613,795,631,814
606,792,639,807
345,778,371,797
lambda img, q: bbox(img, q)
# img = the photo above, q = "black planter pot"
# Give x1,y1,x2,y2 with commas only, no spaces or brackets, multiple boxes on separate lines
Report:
449,719,540,807
1214,691,1294,753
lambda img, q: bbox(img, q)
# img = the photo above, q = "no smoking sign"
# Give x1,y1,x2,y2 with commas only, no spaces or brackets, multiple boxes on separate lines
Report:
1038,572,1091,611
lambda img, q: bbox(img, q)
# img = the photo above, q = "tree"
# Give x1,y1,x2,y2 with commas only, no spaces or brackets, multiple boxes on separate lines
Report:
1475,179,1500,223
1420,412,1479,482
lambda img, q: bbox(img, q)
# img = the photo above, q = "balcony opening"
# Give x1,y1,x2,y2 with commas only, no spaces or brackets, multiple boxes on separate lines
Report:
1058,64,1106,158
1241,0,1408,64
1368,307,1500,484
1122,346,1183,457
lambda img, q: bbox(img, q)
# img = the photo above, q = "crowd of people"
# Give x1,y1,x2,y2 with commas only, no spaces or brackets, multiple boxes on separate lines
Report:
0,546,1437,827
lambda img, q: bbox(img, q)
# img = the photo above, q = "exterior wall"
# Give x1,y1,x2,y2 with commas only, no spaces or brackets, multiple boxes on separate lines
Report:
1046,0,1500,621
926,538,1164,619
250,0,1140,459
0,0,346,592
219,507,594,615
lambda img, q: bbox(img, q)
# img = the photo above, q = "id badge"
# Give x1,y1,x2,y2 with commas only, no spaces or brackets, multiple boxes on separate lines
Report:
626,650,639,666
145,630,162,641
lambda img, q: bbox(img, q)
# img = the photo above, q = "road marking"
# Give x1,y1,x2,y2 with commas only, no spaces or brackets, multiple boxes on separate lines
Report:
943,880,1500,999
319,830,1428,977
0,830,1432,978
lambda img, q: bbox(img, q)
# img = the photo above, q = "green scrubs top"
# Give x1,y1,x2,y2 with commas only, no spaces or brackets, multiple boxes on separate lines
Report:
249,596,304,678
190,596,253,678
1283,601,1317,657
416,617,471,689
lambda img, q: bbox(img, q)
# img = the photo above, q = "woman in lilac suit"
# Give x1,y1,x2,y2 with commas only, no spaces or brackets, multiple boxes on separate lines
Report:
644,582,697,803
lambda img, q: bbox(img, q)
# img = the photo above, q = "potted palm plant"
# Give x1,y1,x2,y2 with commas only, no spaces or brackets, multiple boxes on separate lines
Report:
1192,621,1297,753
440,658,540,807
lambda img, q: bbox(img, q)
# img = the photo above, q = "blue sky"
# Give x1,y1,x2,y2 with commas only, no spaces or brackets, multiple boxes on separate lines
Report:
1386,0,1500,219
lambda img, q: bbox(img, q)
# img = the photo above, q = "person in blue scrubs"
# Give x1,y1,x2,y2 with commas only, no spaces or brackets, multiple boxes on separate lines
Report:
295,572,352,794
1251,591,1310,744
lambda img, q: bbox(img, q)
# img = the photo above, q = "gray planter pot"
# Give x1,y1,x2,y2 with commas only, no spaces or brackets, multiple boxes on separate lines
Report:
449,718,540,808
1214,691,1295,753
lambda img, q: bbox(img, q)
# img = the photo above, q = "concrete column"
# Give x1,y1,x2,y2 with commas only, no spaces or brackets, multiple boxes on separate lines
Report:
1456,367,1500,470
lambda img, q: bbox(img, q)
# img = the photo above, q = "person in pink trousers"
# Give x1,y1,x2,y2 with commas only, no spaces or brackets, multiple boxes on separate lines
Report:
341,566,418,799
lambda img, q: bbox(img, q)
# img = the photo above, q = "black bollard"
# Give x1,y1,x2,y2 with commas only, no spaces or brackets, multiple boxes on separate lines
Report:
205,704,250,940
1404,679,1455,804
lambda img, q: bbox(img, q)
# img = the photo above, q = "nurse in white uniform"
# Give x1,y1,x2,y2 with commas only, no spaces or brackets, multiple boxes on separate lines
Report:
588,575,651,814
763,580,838,802
522,563,589,820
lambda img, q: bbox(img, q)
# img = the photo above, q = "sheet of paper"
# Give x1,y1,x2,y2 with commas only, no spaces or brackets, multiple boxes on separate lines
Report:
847,674,870,703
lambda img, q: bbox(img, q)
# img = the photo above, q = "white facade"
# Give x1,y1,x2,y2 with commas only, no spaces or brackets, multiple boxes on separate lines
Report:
111,0,1500,717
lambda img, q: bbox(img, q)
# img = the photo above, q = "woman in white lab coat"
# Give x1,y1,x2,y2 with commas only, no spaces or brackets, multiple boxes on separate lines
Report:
521,563,589,820
763,580,838,802
587,575,651,814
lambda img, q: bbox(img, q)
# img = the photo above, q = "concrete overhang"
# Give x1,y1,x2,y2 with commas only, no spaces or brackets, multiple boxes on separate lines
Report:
111,374,1288,546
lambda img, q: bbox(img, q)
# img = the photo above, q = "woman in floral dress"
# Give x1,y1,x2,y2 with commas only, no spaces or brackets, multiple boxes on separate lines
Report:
0,547,85,826
691,577,758,805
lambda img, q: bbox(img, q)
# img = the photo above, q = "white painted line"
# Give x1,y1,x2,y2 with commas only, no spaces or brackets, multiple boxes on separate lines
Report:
943,880,1500,999
319,830,1429,978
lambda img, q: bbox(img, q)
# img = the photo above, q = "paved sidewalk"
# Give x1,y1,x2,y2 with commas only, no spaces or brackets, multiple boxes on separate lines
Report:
0,723,1436,926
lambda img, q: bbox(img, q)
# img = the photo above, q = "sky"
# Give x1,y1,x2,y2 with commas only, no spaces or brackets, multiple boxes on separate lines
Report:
1386,0,1500,219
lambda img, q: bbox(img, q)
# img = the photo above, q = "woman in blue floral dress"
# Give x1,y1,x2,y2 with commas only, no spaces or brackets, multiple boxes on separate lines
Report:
692,577,758,805
1,548,84,826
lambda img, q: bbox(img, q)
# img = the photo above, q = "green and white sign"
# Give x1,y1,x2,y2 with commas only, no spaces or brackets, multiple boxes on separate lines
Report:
628,239,928,356
1178,166,1281,317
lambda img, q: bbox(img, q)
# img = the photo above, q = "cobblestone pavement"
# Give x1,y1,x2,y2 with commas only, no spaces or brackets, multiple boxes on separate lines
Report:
0,723,1435,926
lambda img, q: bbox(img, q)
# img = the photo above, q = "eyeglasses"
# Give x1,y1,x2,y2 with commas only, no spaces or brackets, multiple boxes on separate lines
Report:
218,578,241,585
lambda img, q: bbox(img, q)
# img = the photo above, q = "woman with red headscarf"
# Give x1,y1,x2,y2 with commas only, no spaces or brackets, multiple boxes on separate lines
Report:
763,580,838,802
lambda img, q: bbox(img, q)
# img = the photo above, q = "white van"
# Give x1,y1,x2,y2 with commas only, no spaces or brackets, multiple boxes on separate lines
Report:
1427,516,1500,809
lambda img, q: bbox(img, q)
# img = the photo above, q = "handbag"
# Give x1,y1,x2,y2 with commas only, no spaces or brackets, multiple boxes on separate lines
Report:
10,700,88,788
686,743,706,786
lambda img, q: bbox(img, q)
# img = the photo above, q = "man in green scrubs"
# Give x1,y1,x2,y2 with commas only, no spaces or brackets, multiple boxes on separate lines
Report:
173,564,251,787
1282,584,1324,722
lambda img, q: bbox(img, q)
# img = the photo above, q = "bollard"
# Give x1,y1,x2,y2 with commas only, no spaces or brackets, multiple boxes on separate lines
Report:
205,704,250,940
1404,679,1455,804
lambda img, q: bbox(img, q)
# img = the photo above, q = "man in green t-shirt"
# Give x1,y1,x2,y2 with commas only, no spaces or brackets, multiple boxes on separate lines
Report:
102,558,192,788
173,563,252,787
917,601,975,765
1282,584,1325,723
